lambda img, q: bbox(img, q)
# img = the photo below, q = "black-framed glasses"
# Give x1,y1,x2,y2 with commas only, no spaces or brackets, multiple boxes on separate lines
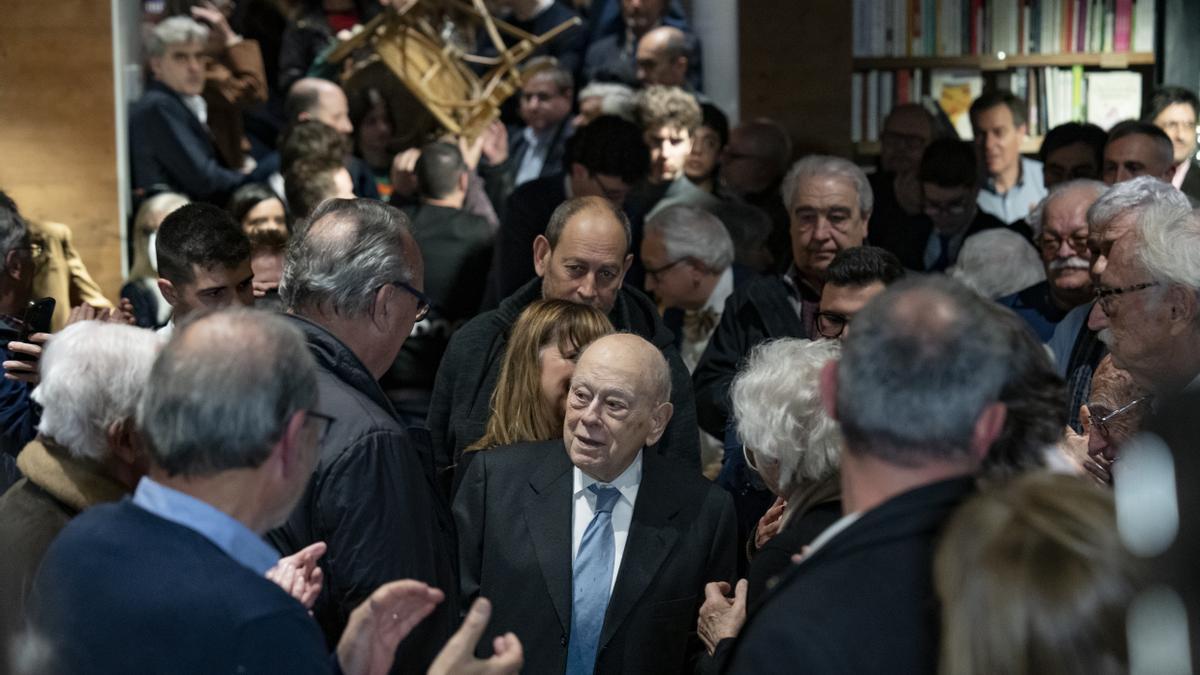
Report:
815,311,850,339
644,258,687,281
1086,396,1149,440
587,170,629,204
1094,282,1159,315
303,410,336,445
390,281,431,321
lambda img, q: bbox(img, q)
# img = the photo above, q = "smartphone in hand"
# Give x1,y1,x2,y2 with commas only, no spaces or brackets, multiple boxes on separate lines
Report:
12,297,55,362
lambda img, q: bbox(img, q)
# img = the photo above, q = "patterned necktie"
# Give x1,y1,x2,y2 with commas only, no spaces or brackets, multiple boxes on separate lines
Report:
683,308,720,344
566,484,621,675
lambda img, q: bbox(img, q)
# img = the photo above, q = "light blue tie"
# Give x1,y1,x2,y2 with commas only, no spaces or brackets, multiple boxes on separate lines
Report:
566,484,621,675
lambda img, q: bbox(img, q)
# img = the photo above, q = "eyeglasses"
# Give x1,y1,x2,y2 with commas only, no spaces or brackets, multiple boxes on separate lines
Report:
815,311,850,339
923,198,971,217
643,258,687,281
587,171,629,204
390,281,431,321
303,410,336,446
1085,396,1148,440
1094,282,1159,315
1037,232,1090,255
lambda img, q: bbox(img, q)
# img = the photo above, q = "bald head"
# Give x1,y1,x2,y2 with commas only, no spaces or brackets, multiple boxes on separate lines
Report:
286,77,353,136
636,26,688,88
534,197,634,312
565,333,674,481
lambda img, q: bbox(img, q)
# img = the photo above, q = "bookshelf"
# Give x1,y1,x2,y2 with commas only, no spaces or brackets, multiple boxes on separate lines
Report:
849,0,1160,158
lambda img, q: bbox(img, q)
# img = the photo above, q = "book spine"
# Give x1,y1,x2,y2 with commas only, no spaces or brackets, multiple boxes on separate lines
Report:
851,72,864,143
867,70,881,142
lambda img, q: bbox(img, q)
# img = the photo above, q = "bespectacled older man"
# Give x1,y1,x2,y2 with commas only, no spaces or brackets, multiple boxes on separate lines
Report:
999,179,1107,341
454,332,735,675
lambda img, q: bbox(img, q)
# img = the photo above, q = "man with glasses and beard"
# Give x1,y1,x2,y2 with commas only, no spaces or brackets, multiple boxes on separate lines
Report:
999,180,1107,341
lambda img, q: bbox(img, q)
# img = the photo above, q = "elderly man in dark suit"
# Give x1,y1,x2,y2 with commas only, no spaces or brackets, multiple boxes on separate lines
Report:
714,276,1015,674
455,333,736,675
130,16,264,204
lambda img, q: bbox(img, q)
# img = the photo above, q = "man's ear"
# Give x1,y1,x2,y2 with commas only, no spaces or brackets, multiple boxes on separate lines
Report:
274,410,309,480
5,250,22,281
157,278,179,308
369,283,394,330
618,253,634,285
107,418,139,465
672,57,688,80
148,56,163,81
819,359,840,421
532,235,552,278
645,402,674,447
969,401,1007,462
1166,284,1199,335
457,170,469,194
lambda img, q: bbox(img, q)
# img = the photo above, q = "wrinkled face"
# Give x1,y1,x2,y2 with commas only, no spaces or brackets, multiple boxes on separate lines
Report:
563,338,669,482
519,74,572,133
684,125,722,184
622,0,666,36
1043,142,1101,189
971,104,1025,178
242,198,287,234
539,340,579,420
1103,134,1172,185
536,208,631,313
1153,102,1198,166
250,250,284,298
635,37,684,87
166,260,255,319
646,124,693,184
151,41,207,97
1095,236,1167,389
313,87,353,136
356,101,394,161
921,182,976,236
880,109,932,176
790,175,869,282
816,281,886,341
1038,191,1094,296
640,230,698,310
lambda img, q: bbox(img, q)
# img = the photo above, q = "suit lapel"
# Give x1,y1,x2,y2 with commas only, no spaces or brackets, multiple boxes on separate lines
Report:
598,452,682,651
523,445,575,634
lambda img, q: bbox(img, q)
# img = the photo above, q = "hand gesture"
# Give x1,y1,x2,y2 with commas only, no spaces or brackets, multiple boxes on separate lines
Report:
336,580,445,675
390,148,422,200
191,1,241,47
753,497,787,550
4,332,49,385
478,120,509,167
697,579,747,655
265,541,327,610
428,598,524,675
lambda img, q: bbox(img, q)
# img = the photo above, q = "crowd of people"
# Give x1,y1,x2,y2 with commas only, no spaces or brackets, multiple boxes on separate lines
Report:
2,0,1200,673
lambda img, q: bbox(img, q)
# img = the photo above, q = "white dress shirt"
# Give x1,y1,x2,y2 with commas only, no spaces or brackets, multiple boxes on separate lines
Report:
515,126,555,186
571,451,643,595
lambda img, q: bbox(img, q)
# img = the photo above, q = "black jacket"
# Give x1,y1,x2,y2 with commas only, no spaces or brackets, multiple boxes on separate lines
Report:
454,440,736,675
129,81,261,204
723,477,977,674
692,276,810,440
428,278,700,493
485,173,568,307
268,316,458,674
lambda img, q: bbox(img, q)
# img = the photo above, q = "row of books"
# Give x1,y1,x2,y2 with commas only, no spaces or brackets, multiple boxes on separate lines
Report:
852,0,1155,58
851,66,1142,143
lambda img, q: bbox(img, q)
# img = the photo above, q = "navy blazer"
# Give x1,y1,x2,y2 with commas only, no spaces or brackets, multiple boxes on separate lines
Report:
129,81,258,204
454,440,737,675
30,499,334,674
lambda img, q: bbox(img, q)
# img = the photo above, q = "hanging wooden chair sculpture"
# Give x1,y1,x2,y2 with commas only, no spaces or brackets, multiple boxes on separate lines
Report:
327,0,580,141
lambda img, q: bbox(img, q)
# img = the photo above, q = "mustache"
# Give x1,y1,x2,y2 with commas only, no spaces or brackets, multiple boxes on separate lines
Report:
1049,256,1091,271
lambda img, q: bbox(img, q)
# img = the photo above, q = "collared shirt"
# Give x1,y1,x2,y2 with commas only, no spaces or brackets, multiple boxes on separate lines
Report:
515,126,556,186
797,511,861,562
571,451,643,594
922,224,971,272
781,264,821,336
977,156,1047,225
1173,159,1191,190
132,477,279,576
156,320,175,341
182,94,208,126
680,267,735,372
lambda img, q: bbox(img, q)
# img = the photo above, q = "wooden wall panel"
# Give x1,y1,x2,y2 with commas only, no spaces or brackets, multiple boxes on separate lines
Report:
738,0,854,158
0,0,124,301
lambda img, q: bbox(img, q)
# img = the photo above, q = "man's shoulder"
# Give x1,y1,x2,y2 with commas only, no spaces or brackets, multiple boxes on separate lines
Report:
472,439,563,473
728,275,789,308
131,87,184,116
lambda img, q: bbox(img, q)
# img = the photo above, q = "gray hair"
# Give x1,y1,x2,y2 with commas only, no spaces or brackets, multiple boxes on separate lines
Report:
1087,175,1191,234
781,155,874,217
950,230,1046,299
32,322,160,461
1026,179,1107,237
732,338,841,490
146,16,209,58
644,205,734,272
1133,203,1200,293
836,276,1013,463
281,198,416,318
578,82,638,122
137,308,317,477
